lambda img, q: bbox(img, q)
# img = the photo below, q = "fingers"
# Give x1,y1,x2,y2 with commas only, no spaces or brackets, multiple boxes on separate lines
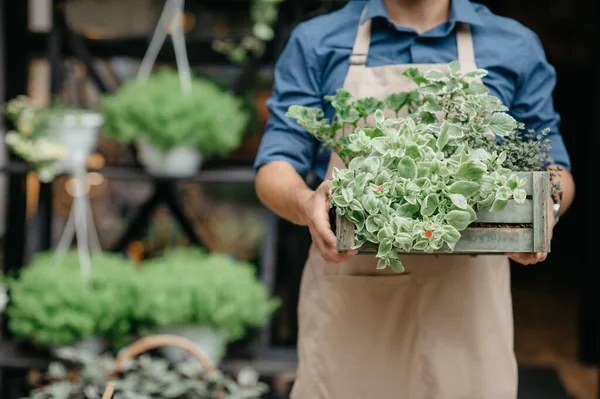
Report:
309,226,357,263
506,252,548,265
309,180,358,263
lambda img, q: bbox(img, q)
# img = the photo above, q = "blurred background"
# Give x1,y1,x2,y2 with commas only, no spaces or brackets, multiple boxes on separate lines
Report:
0,0,598,398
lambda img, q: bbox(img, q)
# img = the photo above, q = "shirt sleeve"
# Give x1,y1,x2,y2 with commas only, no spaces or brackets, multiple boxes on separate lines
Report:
510,31,571,171
253,27,323,179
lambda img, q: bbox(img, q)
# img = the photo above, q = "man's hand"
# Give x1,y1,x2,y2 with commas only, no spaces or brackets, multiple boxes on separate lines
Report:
303,180,358,263
506,206,556,265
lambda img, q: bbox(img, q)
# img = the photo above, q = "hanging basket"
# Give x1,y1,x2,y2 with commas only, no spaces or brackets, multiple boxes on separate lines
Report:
46,110,103,173
136,138,203,178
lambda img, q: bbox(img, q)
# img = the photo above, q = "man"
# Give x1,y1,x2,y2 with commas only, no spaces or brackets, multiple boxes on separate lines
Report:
254,0,575,397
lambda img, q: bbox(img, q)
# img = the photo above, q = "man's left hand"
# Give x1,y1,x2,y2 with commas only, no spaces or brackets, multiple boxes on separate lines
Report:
506,207,556,265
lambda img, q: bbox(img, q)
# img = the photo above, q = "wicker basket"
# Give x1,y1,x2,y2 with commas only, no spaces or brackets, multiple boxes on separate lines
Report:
101,334,219,399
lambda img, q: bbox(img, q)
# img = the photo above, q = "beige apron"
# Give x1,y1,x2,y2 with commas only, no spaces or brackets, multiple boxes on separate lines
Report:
291,10,518,399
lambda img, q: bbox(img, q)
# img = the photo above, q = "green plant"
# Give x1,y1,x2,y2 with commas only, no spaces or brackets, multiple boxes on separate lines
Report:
25,347,269,399
135,248,280,342
7,251,138,349
286,62,557,272
213,0,283,64
101,69,250,155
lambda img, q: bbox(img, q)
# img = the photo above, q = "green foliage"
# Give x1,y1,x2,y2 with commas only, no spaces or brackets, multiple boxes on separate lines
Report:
25,347,269,399
134,248,280,342
287,63,555,272
101,69,249,155
7,252,138,349
7,248,279,349
213,0,284,64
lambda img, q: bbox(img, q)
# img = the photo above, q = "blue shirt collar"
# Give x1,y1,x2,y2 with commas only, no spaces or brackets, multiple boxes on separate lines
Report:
361,0,483,28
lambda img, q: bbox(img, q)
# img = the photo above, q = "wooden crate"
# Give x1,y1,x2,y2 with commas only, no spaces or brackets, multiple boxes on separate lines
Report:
334,171,552,254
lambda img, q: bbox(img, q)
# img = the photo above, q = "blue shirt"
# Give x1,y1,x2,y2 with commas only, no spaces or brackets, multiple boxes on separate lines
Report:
254,0,571,180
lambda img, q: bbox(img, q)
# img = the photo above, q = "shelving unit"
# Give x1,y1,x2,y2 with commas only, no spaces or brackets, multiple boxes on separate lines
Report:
0,0,330,396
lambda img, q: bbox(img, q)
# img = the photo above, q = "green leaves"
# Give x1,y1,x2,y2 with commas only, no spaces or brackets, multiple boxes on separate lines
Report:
496,186,513,201
27,345,271,399
448,181,480,197
449,61,462,73
468,81,489,95
454,161,487,180
284,62,540,272
398,157,418,179
385,91,420,113
489,113,517,137
490,199,508,212
445,210,472,230
403,68,428,85
377,239,393,258
355,97,384,118
101,70,249,155
424,70,447,82
436,123,450,150
449,193,468,210
513,188,527,205
366,214,386,233
421,194,439,216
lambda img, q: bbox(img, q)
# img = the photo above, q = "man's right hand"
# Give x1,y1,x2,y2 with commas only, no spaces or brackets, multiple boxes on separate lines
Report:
302,180,358,264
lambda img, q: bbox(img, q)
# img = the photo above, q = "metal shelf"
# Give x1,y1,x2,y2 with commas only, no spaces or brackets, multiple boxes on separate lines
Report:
0,162,256,184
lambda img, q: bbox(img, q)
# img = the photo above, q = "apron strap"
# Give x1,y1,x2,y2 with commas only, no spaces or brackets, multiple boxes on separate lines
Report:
349,7,371,66
349,8,477,68
456,23,476,65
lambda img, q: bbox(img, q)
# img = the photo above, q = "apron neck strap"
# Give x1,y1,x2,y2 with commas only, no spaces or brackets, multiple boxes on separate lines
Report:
349,7,476,67
456,23,476,65
349,8,371,66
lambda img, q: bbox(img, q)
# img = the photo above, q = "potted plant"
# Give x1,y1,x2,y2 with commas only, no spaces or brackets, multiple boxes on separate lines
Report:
101,69,250,177
286,62,558,272
25,335,270,399
4,96,103,182
134,247,280,364
6,251,138,353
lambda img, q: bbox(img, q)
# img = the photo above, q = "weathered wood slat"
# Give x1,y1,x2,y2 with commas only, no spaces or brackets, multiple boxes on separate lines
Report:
475,200,532,223
334,171,552,254
532,171,551,253
352,227,535,254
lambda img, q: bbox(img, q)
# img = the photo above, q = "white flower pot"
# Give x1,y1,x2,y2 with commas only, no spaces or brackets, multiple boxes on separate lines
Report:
46,111,103,173
157,326,227,366
136,138,203,178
